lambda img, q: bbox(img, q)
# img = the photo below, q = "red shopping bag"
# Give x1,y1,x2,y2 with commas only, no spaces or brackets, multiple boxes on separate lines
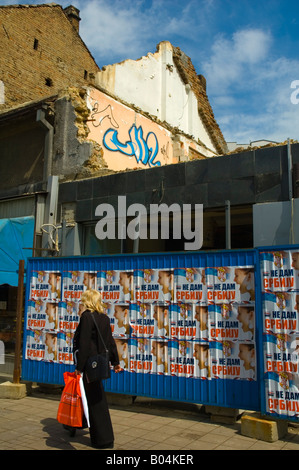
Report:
57,372,83,427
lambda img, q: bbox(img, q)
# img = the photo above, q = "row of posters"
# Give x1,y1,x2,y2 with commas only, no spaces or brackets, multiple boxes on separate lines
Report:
25,265,256,381
26,300,255,341
29,266,255,304
261,250,299,418
25,332,255,380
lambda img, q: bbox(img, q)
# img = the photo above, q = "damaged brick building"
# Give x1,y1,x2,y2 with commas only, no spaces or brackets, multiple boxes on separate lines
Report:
0,2,299,267
0,3,99,110
1,3,299,380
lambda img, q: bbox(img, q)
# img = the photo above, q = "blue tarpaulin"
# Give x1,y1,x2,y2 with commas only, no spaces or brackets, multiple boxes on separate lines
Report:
0,216,34,286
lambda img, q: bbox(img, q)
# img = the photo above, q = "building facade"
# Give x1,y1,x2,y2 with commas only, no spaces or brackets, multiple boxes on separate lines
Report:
1,3,299,382
0,4,99,111
96,41,227,157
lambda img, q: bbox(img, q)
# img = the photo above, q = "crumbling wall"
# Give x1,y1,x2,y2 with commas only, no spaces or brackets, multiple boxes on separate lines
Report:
53,87,108,181
96,41,227,157
172,46,227,155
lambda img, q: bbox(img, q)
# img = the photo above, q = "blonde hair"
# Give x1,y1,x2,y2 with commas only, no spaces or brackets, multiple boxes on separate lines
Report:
80,289,104,313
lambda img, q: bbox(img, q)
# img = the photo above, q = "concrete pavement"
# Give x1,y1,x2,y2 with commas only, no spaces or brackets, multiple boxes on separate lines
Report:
0,387,299,451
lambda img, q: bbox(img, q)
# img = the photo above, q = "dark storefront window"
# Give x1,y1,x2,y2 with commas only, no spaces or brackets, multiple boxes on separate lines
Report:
83,205,253,255
83,223,122,255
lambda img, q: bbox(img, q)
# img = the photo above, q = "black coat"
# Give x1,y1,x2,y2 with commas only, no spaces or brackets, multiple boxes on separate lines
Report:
73,309,119,372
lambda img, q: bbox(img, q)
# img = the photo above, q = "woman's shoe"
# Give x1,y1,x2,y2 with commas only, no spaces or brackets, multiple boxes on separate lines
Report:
63,424,76,437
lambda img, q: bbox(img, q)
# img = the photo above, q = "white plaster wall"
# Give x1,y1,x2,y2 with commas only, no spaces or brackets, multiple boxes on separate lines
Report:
96,42,217,155
97,51,162,120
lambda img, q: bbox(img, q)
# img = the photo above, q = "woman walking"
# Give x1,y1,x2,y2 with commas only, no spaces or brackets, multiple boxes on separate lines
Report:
73,289,121,449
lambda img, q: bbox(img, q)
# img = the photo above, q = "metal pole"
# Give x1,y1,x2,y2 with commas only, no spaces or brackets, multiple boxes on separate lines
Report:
13,260,25,384
225,200,231,250
120,219,126,254
61,219,67,256
287,138,293,201
133,214,140,254
287,139,294,244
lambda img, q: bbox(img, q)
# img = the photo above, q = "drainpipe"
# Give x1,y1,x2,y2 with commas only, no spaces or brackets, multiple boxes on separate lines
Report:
36,105,54,181
287,138,294,244
287,138,293,201
293,163,299,198
225,200,231,250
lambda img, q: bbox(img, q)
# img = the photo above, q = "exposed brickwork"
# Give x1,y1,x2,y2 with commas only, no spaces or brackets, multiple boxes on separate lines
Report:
0,4,100,112
172,46,227,155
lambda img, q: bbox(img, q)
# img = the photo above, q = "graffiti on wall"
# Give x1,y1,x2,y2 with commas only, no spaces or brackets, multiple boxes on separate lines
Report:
103,126,161,167
90,103,119,129
88,94,162,168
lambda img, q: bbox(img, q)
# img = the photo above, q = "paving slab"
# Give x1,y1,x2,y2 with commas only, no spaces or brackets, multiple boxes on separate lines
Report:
0,391,298,452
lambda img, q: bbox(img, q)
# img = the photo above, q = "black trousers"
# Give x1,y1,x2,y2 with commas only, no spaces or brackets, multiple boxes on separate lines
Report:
83,374,114,447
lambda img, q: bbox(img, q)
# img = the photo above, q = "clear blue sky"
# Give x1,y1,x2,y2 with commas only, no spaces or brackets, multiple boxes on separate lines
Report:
2,0,299,145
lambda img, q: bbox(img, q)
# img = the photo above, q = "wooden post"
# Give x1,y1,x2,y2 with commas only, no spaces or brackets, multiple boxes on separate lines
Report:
13,260,25,384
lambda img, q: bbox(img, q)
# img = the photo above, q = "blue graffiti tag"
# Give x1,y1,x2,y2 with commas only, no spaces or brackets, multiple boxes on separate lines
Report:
103,125,161,167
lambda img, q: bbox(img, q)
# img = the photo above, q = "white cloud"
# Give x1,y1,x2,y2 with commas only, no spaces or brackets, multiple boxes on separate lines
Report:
77,0,199,65
203,28,299,142
77,0,217,64
233,29,272,64
78,0,147,63
203,29,272,90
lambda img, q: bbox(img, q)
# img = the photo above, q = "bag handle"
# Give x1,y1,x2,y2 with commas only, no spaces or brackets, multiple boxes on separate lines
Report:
91,312,109,353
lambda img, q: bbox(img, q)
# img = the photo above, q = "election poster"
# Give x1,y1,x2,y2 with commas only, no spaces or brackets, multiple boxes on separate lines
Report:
129,337,154,373
58,301,79,333
25,328,61,363
260,250,299,292
261,249,299,417
209,303,255,342
130,303,155,338
25,329,60,363
264,333,299,417
127,338,170,375
210,340,256,380
134,269,174,303
30,270,61,301
25,329,45,361
262,291,298,335
206,266,255,302
168,339,195,378
174,267,207,304
26,299,58,331
98,270,133,303
62,270,97,301
169,304,197,341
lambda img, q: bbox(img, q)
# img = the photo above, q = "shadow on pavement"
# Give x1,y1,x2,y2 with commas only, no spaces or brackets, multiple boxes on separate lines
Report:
41,418,91,450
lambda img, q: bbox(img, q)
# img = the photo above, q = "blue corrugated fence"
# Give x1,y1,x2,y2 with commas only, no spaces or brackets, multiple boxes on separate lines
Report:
22,249,262,412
